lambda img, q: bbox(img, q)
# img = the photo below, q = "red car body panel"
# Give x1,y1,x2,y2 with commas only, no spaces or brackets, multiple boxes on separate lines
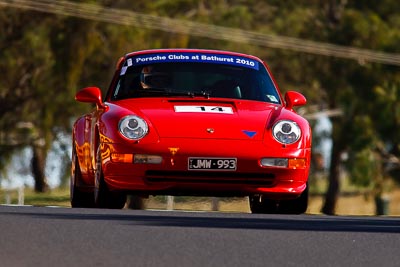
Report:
72,49,311,200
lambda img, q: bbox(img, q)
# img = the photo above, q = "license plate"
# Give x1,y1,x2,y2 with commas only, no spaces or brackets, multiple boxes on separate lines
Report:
188,158,237,171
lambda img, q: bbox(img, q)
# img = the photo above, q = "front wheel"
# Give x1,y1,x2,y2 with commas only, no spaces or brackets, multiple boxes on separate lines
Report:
127,195,146,209
278,186,308,214
70,149,95,208
249,185,308,214
249,195,279,214
94,145,126,209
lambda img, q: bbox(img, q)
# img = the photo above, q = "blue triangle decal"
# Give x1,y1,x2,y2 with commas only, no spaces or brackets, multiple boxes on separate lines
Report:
242,130,257,138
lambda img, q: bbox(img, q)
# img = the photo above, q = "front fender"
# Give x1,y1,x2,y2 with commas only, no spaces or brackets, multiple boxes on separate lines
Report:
73,114,96,183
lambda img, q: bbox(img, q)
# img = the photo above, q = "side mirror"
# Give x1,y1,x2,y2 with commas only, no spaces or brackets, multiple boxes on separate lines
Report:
75,87,105,109
285,91,306,110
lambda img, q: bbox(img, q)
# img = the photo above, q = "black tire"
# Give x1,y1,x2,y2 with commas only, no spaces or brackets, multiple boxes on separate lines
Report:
249,185,308,214
278,185,309,214
94,145,126,209
249,195,279,214
70,149,95,208
127,195,146,209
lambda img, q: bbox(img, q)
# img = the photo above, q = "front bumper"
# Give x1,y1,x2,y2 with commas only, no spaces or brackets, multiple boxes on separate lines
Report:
100,138,310,198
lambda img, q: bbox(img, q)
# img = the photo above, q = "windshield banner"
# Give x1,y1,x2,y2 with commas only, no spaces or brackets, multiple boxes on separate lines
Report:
121,52,259,75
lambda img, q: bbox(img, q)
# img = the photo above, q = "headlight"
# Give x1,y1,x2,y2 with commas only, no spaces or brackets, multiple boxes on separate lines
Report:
118,115,148,140
272,120,301,144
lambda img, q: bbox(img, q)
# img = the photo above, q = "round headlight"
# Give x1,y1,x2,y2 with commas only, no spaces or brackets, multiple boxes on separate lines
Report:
119,115,148,140
272,120,301,144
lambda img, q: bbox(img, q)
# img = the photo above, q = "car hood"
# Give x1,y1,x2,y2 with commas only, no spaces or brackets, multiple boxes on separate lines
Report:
116,98,281,140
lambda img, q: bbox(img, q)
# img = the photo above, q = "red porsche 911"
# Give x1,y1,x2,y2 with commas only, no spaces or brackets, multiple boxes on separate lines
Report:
71,49,311,214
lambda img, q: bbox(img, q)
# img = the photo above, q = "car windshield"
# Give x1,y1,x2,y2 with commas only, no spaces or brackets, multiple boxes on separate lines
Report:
111,53,281,104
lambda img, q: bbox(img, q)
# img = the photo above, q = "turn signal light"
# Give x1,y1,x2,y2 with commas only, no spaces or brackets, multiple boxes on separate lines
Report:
260,158,307,169
111,153,133,163
288,158,307,169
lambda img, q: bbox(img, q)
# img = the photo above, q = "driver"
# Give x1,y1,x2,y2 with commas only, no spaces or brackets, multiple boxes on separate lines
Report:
140,65,172,89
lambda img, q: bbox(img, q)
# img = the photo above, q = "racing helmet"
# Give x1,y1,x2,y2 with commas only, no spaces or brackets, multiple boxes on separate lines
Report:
140,65,172,89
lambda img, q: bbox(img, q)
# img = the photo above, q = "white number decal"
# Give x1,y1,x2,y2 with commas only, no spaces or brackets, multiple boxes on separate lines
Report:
175,106,233,114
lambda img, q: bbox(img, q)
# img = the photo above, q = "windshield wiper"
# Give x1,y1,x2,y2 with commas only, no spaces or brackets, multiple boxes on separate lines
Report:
163,89,210,99
136,88,210,99
187,91,210,99
134,88,173,97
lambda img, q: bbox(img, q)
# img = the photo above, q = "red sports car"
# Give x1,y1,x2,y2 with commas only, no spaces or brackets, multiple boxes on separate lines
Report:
71,49,311,214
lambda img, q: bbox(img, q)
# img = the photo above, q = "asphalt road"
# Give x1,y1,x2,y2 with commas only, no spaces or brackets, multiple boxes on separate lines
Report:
0,205,399,267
